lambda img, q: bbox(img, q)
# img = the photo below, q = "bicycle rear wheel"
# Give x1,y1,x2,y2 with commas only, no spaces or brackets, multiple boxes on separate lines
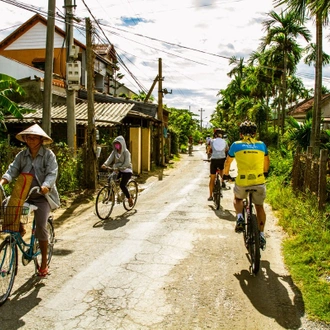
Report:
248,214,260,274
0,236,17,306
34,217,55,272
213,179,221,210
95,186,115,220
123,180,138,211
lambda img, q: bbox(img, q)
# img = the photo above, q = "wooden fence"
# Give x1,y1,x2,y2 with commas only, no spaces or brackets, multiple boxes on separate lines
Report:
291,146,328,210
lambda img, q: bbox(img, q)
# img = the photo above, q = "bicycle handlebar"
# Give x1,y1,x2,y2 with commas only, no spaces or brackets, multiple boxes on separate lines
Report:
0,183,41,201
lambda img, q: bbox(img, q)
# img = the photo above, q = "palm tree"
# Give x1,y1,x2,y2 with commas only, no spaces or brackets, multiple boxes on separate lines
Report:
274,0,330,153
260,10,312,135
0,73,25,129
304,43,330,66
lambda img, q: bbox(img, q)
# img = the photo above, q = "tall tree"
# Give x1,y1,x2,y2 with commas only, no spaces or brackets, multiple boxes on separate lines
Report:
260,10,311,135
274,0,330,152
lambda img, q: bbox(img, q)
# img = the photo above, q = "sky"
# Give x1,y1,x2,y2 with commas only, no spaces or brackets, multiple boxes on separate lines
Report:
0,0,329,127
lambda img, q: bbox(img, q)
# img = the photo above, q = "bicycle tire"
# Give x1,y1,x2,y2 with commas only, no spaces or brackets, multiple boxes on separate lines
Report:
123,180,138,211
34,217,55,272
95,186,115,220
0,236,17,306
248,213,260,274
213,179,221,210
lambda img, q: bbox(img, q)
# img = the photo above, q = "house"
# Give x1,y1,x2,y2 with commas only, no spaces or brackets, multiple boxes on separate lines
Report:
288,94,330,129
0,13,169,174
0,13,135,98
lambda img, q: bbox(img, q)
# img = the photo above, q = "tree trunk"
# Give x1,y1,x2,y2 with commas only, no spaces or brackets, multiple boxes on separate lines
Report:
311,12,323,156
281,52,288,136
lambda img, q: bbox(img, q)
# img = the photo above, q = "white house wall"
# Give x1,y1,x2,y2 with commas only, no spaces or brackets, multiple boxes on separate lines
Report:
0,55,44,80
5,22,64,50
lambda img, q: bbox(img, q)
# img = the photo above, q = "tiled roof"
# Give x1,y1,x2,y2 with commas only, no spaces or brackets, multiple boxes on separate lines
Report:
288,94,330,115
5,102,135,127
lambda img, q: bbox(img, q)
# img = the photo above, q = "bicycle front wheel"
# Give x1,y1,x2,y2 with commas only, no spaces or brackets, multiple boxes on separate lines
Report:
95,186,115,220
248,214,260,275
123,180,138,211
0,236,17,306
213,179,221,210
34,217,55,272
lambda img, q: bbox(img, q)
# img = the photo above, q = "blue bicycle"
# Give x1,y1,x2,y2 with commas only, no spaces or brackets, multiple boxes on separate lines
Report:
0,185,55,306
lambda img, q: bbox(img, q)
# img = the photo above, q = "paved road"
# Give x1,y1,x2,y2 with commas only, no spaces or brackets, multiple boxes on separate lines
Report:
0,145,326,330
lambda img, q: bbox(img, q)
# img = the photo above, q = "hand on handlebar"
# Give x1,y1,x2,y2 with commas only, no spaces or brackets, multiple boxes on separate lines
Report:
223,174,235,181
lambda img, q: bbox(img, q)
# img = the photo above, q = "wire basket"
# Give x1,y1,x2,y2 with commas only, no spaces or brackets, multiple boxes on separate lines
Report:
0,205,30,232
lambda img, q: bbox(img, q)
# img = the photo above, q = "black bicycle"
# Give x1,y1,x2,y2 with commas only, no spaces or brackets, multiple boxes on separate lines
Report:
213,167,222,210
95,167,138,220
242,189,260,275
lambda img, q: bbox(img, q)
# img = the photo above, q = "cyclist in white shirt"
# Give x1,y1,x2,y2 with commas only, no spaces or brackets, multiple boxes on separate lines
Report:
207,128,229,201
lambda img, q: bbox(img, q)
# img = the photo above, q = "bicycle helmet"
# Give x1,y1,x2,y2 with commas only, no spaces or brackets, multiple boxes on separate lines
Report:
239,120,257,136
213,128,224,138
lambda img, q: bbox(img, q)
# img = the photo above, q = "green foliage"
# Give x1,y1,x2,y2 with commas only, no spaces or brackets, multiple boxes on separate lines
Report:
268,147,293,178
168,107,198,148
53,145,82,194
0,73,27,129
266,151,330,323
285,115,312,150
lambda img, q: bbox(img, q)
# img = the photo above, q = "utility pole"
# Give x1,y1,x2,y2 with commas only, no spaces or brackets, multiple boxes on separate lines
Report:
158,58,165,166
42,0,55,135
199,108,205,132
86,17,97,190
65,0,77,152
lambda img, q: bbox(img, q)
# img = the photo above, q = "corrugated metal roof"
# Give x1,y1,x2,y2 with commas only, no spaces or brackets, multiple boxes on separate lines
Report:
5,102,135,127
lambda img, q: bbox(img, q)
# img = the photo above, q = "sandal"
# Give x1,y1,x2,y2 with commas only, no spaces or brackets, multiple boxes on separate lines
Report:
37,267,49,277
128,198,134,207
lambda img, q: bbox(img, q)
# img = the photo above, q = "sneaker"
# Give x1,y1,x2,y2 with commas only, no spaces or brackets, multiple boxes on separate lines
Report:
207,196,213,201
235,217,245,233
222,181,226,189
260,234,266,250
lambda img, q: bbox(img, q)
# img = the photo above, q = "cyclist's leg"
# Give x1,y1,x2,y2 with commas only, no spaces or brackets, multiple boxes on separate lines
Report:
233,185,247,232
251,185,267,231
30,197,50,272
119,172,132,197
209,159,216,200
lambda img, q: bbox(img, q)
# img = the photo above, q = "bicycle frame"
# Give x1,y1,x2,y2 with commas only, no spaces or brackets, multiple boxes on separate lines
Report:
242,190,260,275
212,168,222,210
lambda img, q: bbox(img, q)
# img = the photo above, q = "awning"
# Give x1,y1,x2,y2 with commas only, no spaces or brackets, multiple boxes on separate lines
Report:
5,101,135,127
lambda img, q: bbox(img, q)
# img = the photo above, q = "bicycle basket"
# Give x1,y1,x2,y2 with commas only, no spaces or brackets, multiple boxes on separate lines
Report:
0,205,30,232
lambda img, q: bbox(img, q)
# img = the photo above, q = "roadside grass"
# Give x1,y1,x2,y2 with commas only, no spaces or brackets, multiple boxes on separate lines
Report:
266,176,330,323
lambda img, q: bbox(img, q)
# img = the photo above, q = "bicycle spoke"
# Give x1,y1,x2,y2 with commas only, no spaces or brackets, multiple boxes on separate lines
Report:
0,237,17,305
95,186,115,220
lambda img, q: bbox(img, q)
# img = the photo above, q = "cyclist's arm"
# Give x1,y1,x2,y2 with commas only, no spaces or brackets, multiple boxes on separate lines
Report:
223,156,234,175
264,154,270,173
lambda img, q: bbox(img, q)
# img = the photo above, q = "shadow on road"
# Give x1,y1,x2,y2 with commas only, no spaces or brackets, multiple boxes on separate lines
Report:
234,260,304,329
1,277,45,329
93,209,137,230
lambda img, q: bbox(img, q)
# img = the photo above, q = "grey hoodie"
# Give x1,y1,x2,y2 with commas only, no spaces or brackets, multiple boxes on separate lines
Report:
103,135,133,173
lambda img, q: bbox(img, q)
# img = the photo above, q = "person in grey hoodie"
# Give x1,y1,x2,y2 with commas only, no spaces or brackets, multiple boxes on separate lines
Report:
101,135,133,206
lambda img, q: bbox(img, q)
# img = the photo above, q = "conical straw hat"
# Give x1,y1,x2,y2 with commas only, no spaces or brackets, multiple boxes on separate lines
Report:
15,124,53,144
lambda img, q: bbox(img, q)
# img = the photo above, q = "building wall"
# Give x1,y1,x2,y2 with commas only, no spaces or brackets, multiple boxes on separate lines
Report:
130,127,141,175
141,128,151,172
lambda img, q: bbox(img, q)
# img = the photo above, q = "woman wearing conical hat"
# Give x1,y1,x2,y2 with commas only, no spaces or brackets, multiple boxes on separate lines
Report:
0,124,60,277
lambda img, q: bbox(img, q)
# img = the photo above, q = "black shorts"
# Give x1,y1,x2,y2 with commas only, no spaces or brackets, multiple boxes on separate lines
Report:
210,158,226,174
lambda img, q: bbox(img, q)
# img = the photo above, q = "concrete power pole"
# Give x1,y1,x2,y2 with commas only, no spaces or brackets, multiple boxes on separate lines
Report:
85,17,97,190
42,0,56,135
65,0,77,152
199,108,205,132
158,58,165,166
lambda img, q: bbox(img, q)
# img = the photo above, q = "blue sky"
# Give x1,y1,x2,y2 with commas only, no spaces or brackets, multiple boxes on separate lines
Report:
0,0,329,126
